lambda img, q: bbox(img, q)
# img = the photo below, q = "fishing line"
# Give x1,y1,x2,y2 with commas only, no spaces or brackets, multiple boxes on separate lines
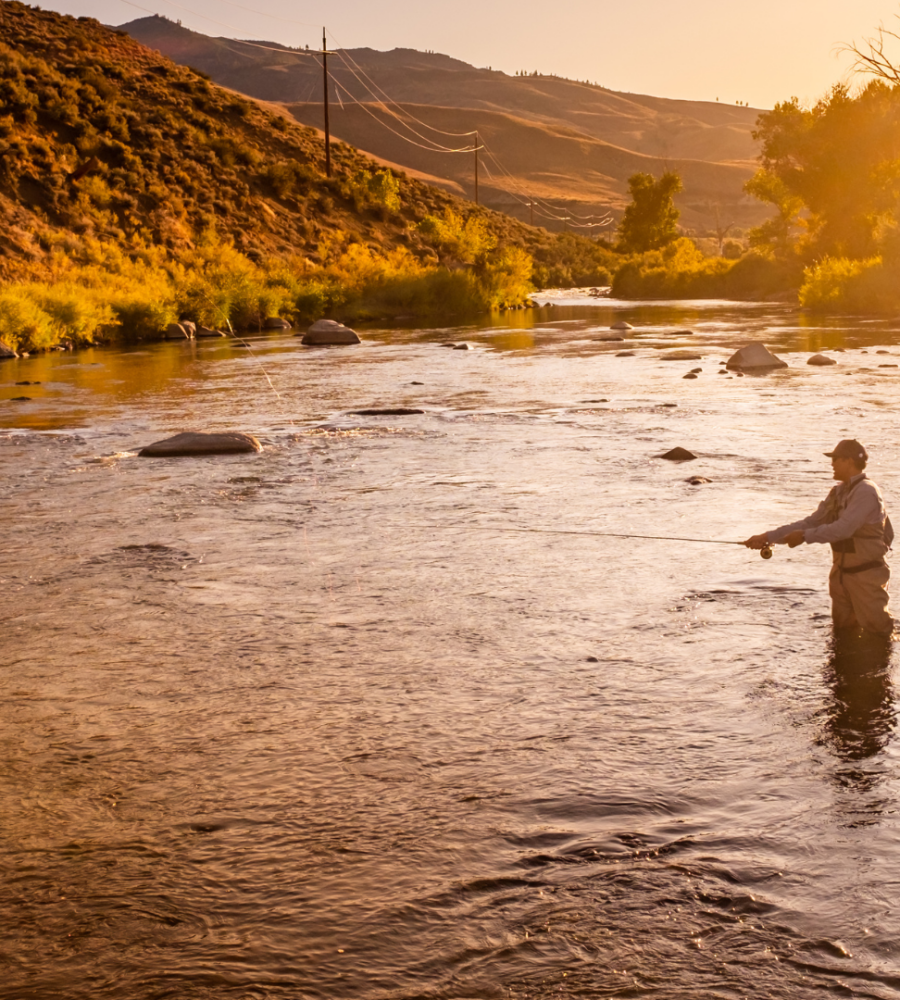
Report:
414,523,775,557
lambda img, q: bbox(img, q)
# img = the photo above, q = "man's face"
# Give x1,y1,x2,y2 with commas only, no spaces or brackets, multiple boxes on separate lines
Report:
832,456,860,482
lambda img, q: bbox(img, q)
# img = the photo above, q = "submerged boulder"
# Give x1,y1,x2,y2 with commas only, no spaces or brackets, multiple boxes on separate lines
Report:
663,351,703,361
615,350,635,357
352,408,425,416
659,446,697,461
301,319,360,346
139,432,262,457
725,342,787,370
611,321,634,331
807,353,837,366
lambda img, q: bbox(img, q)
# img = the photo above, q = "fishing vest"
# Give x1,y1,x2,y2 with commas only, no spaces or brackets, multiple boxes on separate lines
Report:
823,477,892,555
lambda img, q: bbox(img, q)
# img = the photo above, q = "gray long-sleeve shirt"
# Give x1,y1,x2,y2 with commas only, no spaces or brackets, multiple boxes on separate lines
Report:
767,473,893,560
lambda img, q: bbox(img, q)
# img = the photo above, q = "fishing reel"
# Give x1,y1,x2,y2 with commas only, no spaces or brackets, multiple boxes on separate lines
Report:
760,543,773,560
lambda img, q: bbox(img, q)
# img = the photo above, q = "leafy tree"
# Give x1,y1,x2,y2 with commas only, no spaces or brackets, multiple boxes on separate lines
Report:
750,82,900,259
617,171,682,252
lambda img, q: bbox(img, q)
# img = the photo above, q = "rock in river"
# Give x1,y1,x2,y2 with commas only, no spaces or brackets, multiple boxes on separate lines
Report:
301,319,360,346
164,322,191,340
264,317,292,330
663,351,703,361
725,342,787,370
352,408,425,416
659,446,697,461
0,340,18,358
807,354,837,366
686,475,712,484
611,321,633,331
139,432,262,457
196,325,227,338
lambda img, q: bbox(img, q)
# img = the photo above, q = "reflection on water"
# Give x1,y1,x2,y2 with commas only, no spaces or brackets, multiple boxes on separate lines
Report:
2,294,900,998
821,631,896,787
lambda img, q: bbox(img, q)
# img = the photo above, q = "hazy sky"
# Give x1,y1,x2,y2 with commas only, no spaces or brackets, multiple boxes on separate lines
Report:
37,0,900,108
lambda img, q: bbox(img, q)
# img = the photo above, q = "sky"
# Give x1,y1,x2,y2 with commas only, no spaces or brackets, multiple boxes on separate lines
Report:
34,0,900,108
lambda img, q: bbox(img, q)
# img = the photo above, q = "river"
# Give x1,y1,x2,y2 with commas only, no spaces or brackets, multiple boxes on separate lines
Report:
3,293,900,999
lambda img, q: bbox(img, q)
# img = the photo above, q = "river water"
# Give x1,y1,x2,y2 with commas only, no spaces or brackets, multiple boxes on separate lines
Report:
3,293,900,999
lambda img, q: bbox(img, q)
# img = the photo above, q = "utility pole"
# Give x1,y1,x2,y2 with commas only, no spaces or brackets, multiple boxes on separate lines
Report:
322,27,331,178
528,199,534,226
474,130,479,206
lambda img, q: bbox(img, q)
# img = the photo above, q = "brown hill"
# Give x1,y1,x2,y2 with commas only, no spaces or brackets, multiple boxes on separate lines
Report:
121,16,769,232
0,1,588,281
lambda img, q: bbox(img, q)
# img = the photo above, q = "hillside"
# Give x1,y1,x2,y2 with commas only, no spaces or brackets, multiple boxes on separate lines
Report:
121,16,769,232
0,1,577,280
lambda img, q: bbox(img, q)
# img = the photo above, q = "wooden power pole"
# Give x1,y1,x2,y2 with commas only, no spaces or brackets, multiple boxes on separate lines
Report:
322,27,331,178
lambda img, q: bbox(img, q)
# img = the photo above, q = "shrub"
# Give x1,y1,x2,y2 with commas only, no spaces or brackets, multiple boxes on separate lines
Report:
799,256,895,312
0,289,52,351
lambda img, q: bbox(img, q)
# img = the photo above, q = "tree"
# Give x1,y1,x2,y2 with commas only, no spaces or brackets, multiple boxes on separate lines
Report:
749,82,900,259
617,171,682,252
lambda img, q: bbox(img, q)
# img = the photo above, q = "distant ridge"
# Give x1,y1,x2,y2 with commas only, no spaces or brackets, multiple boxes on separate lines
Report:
121,15,770,232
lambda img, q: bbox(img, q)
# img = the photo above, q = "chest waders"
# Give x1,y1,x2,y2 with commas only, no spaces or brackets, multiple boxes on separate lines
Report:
824,479,887,580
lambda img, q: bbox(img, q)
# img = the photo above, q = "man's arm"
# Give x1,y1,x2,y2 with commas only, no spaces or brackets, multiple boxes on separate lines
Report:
801,484,881,544
744,498,830,549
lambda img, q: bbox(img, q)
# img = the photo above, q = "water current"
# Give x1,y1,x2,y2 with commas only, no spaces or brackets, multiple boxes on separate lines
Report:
3,293,900,999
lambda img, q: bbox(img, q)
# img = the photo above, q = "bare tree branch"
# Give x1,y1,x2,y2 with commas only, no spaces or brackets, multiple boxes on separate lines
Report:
841,21,900,85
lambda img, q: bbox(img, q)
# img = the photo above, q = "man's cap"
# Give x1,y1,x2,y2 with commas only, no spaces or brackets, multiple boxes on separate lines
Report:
824,438,868,461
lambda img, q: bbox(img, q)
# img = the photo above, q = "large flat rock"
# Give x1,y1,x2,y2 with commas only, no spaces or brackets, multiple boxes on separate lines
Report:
300,319,361,346
139,431,262,457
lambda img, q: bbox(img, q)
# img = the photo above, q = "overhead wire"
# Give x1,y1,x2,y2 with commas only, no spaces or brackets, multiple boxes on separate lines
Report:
327,30,478,140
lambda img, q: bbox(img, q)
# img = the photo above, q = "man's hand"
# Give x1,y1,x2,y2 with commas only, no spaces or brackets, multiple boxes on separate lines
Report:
744,533,769,549
784,529,805,548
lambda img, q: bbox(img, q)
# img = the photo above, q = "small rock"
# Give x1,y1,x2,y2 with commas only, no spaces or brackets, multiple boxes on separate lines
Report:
879,363,898,368
659,447,697,461
440,343,457,348
196,325,227,338
611,321,634,331
662,351,703,361
615,350,635,357
586,656,599,663
410,381,424,385
861,350,869,354
877,350,890,354
164,322,191,340
682,373,698,379
139,431,262,457
352,408,425,416
672,329,694,335
264,317,292,330
834,348,846,352
15,380,39,385
594,335,624,342
453,343,472,350
686,476,712,484
717,370,728,375
10,396,31,401
659,403,677,407
0,340,18,358
690,367,702,373
725,342,787,370
807,354,837,365
300,319,361,346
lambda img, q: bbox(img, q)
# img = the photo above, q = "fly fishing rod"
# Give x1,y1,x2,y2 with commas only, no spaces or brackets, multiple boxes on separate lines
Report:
419,524,774,558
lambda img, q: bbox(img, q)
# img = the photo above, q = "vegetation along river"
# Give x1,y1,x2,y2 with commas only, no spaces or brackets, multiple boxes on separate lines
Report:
4,293,900,999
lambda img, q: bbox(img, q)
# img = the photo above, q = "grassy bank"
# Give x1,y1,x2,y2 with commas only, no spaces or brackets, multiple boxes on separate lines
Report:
610,238,799,300
0,213,537,352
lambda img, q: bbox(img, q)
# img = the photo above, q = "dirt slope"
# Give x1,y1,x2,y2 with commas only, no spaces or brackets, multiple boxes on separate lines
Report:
0,2,561,279
122,16,768,231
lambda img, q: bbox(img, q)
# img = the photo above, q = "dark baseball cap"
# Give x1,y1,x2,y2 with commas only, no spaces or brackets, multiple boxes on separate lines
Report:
824,439,868,461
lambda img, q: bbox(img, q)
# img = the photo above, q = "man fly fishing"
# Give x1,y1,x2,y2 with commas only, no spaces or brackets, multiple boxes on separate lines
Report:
744,439,894,635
